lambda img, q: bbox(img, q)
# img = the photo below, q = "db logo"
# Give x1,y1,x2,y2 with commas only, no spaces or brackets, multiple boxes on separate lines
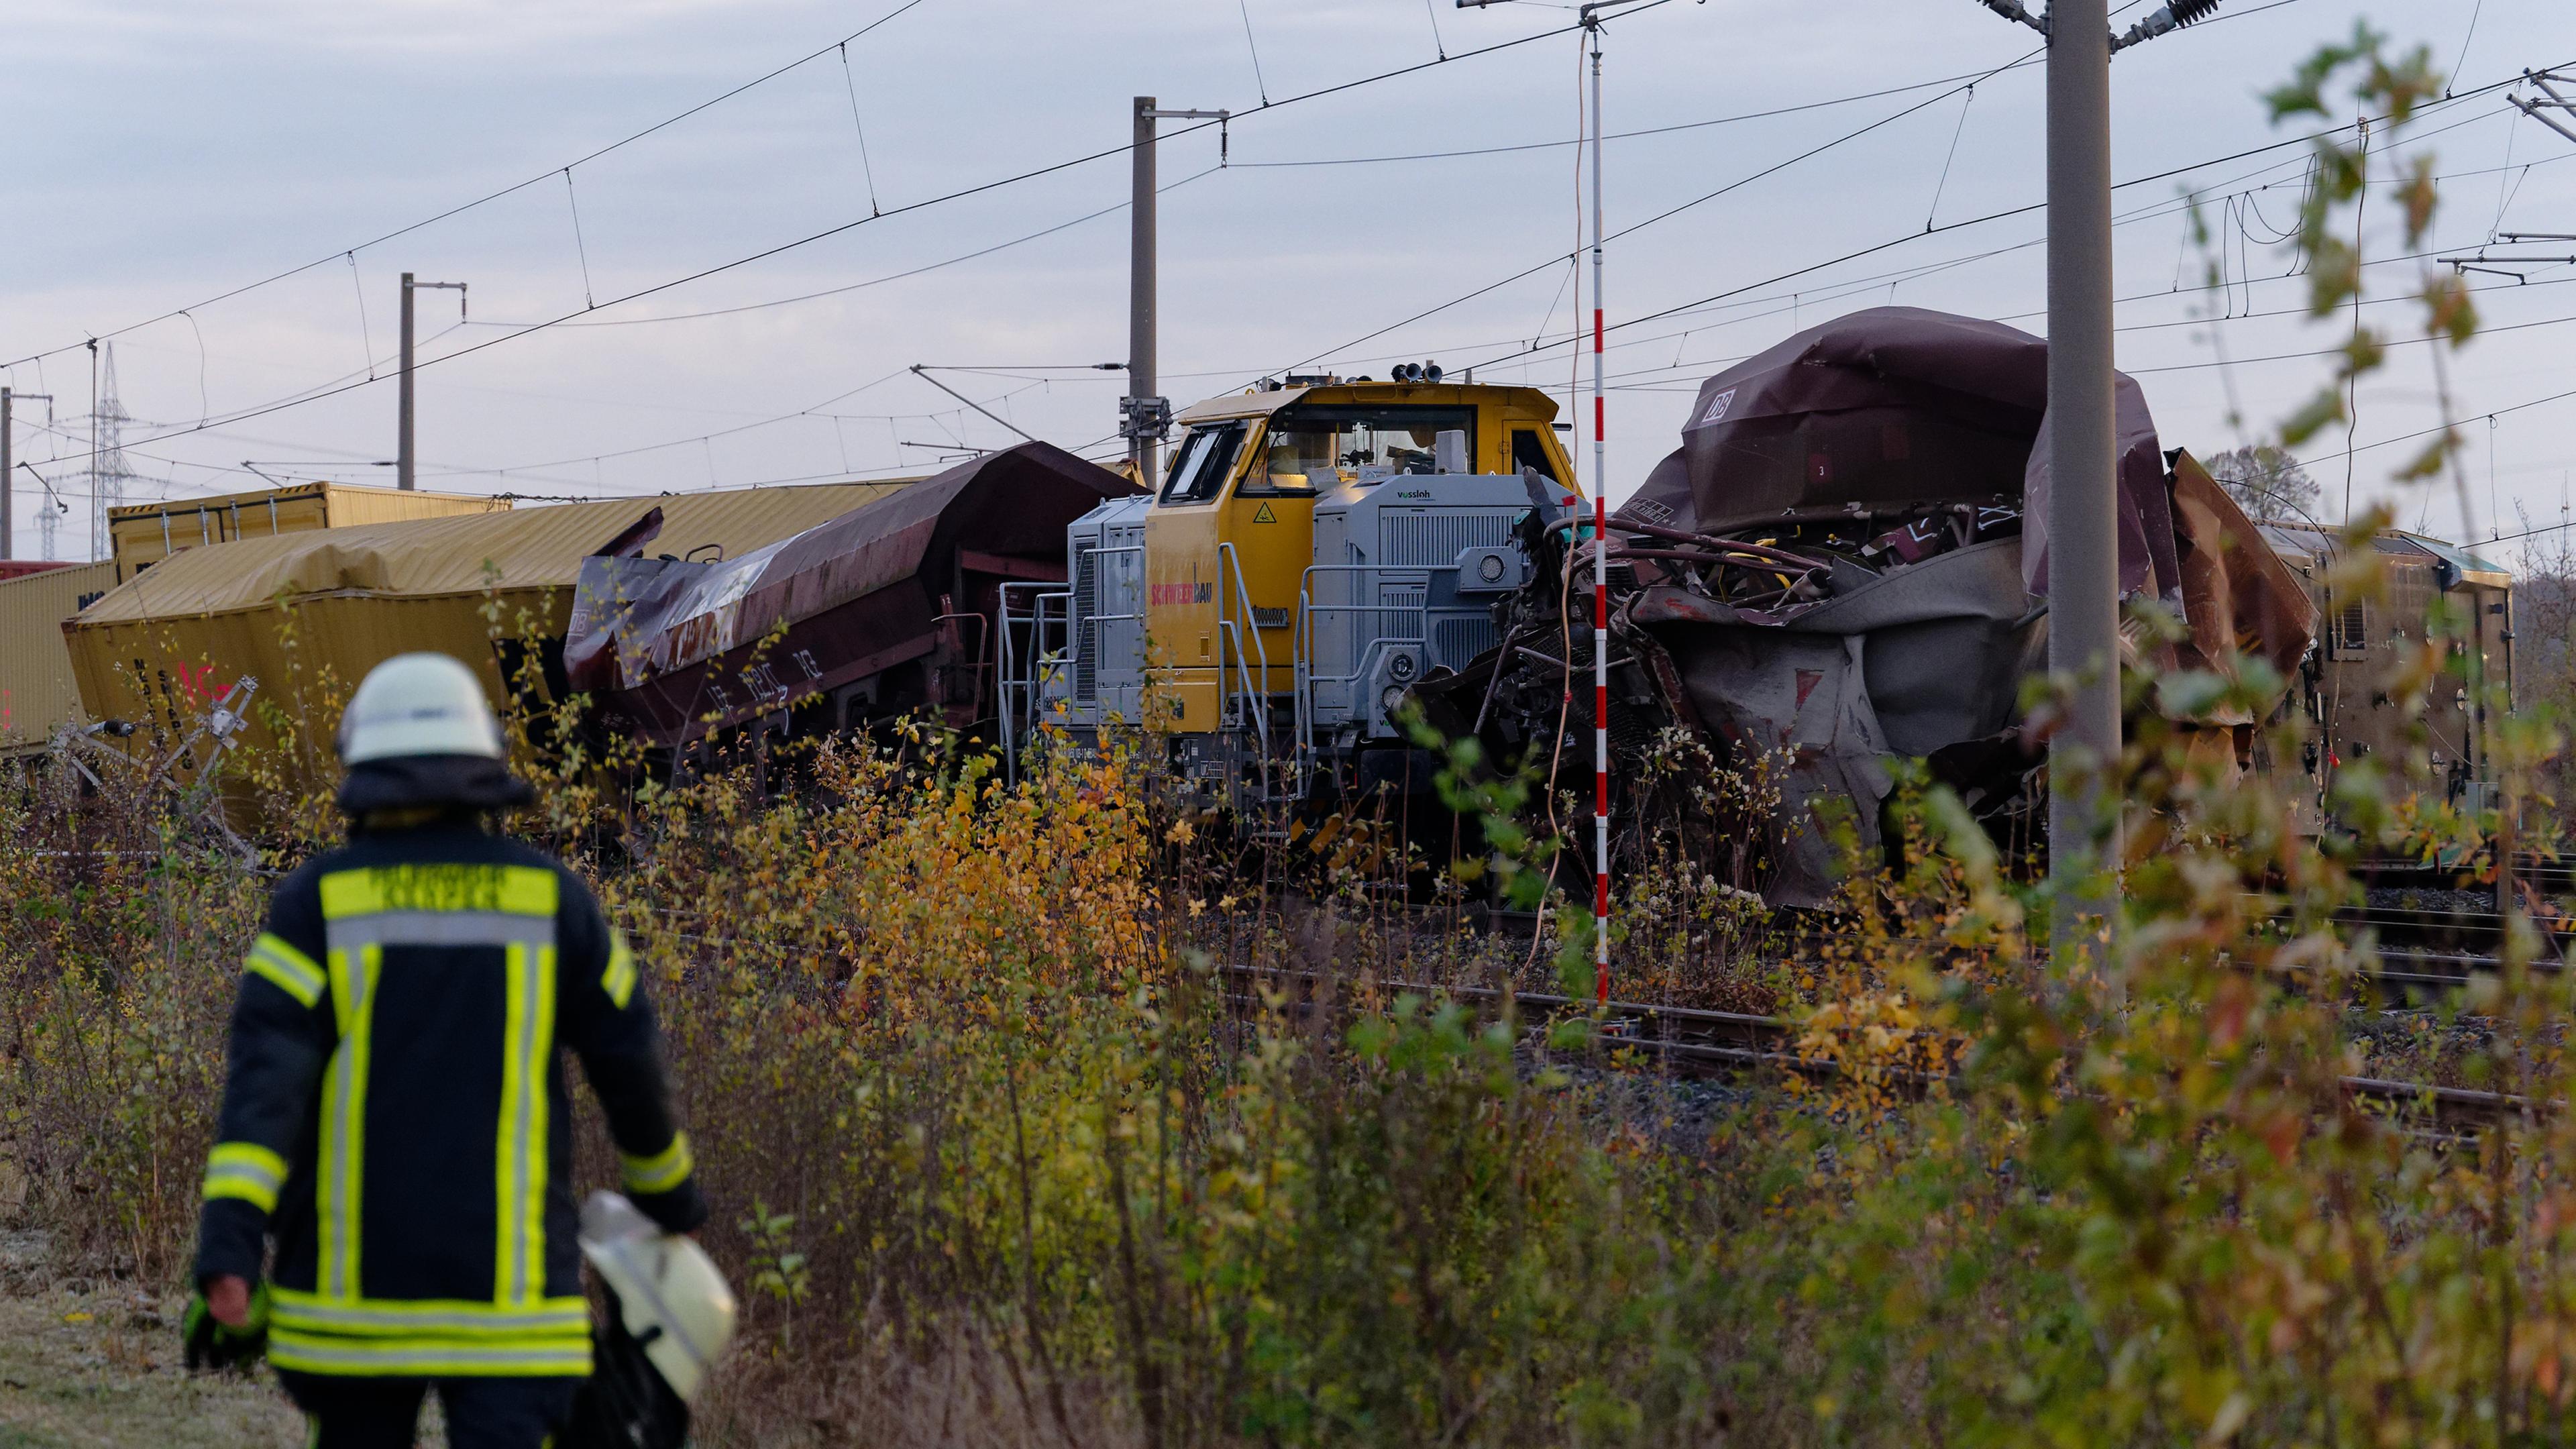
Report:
1150,582,1214,605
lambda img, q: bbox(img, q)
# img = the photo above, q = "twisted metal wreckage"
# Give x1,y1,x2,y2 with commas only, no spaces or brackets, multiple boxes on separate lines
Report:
1413,308,2318,904
36,308,2502,921
559,310,2429,908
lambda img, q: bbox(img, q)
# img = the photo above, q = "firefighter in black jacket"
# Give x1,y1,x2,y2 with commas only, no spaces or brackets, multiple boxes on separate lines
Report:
188,652,708,1448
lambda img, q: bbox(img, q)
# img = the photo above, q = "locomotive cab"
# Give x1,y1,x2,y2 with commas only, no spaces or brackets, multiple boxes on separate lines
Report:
1138,378,1575,733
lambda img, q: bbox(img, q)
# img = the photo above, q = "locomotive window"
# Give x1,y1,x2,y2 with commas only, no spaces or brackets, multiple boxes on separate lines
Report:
1511,428,1560,482
1161,421,1249,505
1252,404,1476,493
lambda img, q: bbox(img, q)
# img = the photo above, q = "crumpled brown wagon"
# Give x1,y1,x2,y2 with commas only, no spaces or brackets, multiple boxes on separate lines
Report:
566,441,1137,751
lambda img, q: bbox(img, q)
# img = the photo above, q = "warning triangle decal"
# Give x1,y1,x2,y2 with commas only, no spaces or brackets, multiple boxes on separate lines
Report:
1252,502,1278,523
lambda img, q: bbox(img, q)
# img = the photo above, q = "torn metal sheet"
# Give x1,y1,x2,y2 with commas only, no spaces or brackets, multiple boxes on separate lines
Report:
1614,305,2182,610
1784,536,2037,756
1413,310,2345,908
2160,449,2318,718
1667,629,1890,909
1656,538,2037,906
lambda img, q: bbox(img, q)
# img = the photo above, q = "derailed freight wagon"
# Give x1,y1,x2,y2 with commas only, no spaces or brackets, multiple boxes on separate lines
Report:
0,559,116,757
65,479,919,792
2254,520,2514,826
564,441,1138,767
9,482,504,761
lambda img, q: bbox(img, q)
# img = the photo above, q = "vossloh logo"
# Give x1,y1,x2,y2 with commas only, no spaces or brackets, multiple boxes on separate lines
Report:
1698,388,1738,427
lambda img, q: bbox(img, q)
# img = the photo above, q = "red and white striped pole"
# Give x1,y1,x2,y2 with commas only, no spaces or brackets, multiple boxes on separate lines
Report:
1586,12,1609,1006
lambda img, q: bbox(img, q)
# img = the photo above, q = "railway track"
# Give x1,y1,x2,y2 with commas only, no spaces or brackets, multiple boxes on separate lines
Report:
2355,853,2576,900
1451,905,2559,1000
1210,961,2531,1134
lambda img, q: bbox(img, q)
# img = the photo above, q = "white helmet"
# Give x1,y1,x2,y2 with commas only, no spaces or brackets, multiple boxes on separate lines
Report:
338,652,506,763
578,1191,737,1403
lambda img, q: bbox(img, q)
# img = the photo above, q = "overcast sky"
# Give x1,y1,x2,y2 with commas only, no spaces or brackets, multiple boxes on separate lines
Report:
5,0,2572,566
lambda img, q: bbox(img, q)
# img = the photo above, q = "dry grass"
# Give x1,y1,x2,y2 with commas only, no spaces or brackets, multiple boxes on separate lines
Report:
0,1233,305,1449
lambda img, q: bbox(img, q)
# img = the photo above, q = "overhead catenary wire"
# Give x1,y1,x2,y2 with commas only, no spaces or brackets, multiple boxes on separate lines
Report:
24,10,1608,475
1551,161,2576,393
1446,74,2546,380
563,170,598,311
1236,0,1271,106
1582,260,2576,392
838,42,885,216
1249,0,2328,387
486,164,1224,331
1264,29,2061,382
105,133,2571,502
1267,0,2452,392
53,0,2559,519
1924,83,1977,231
1229,58,2044,168
415,376,1065,492
1548,109,2534,369
344,254,376,381
1588,112,2549,359
0,0,941,372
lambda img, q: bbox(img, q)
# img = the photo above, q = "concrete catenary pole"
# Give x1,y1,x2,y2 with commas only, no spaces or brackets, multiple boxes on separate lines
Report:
1124,100,1221,493
398,274,468,493
398,273,416,492
1129,98,1159,496
2047,0,2121,958
1,388,12,561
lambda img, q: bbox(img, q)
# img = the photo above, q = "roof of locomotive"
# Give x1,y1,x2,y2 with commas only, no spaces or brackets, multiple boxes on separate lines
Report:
1171,380,1564,427
2255,519,2510,588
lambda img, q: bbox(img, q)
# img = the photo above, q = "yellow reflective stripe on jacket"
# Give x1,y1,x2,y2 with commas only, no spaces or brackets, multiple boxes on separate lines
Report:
268,1326,592,1379
244,932,325,1008
620,1132,694,1195
317,943,382,1301
270,1287,590,1338
602,932,638,1010
319,864,558,922
203,1141,290,1213
493,941,557,1307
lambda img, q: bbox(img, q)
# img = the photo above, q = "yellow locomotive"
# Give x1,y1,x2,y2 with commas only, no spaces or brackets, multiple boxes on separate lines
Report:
1003,372,1580,802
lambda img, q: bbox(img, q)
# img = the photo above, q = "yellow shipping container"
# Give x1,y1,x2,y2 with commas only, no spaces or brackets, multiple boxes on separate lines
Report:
66,480,916,786
107,481,508,584
0,561,119,755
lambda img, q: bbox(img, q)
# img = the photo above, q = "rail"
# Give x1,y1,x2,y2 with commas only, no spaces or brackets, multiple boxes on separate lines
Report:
1209,961,2530,1134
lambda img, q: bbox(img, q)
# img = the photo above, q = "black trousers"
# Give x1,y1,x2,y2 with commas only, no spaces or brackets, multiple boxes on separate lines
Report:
276,1370,581,1449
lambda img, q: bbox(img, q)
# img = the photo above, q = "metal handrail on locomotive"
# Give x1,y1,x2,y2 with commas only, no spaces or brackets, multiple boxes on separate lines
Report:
998,373,1580,802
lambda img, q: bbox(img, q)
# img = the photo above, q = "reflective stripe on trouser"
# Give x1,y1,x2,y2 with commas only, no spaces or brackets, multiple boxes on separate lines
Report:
272,1287,592,1337
270,1289,593,1379
270,1328,592,1379
315,865,560,1313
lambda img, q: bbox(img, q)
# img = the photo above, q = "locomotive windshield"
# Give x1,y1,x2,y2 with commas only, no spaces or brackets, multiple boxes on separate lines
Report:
1252,404,1476,494
1160,421,1249,504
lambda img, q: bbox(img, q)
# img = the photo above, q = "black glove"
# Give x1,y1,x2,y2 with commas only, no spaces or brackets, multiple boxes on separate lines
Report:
182,1281,270,1373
